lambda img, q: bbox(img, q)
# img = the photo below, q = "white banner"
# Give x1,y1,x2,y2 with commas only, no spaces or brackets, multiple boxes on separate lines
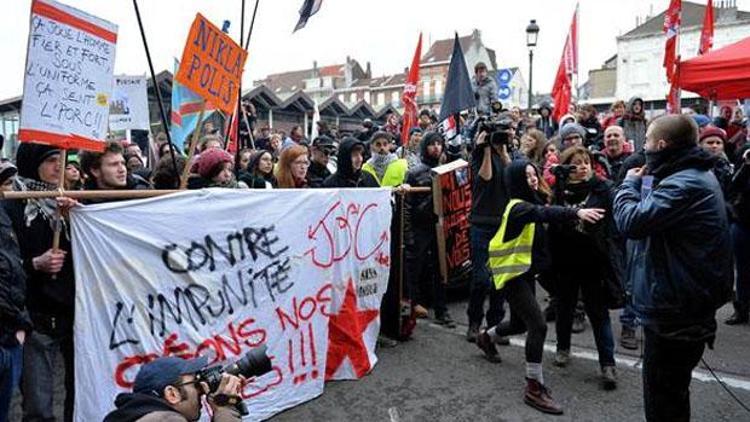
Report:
71,188,393,421
19,0,117,149
109,75,149,131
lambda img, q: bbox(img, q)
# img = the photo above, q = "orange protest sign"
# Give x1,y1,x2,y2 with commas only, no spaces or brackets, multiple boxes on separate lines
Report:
175,13,248,115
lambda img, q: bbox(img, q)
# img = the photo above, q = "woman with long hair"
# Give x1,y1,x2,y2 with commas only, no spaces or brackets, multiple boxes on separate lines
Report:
476,159,604,415
519,129,547,166
240,150,276,189
276,145,310,188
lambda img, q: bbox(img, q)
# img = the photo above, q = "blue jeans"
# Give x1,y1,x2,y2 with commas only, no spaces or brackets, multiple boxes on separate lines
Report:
0,343,23,422
466,223,505,327
555,272,616,367
732,223,750,310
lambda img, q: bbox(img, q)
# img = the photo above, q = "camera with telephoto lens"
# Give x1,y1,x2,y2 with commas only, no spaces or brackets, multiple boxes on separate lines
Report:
195,345,273,415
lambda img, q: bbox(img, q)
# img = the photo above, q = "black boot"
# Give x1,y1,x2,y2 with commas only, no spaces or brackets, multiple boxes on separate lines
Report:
725,302,749,325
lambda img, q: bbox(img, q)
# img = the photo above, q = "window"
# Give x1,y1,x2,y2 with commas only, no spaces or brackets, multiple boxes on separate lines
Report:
423,80,430,98
391,91,399,105
338,94,345,102
377,92,385,105
364,92,371,103
350,93,357,103
434,79,443,96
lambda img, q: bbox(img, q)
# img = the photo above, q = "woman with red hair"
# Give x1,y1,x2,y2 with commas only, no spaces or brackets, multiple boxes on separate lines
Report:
276,145,310,188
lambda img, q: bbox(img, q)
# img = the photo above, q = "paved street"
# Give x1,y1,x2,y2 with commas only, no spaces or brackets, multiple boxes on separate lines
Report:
10,298,750,421
272,298,750,421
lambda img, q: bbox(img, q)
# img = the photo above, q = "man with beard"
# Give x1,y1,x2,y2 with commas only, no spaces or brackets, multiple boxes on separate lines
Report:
404,132,455,327
362,132,408,187
79,142,147,198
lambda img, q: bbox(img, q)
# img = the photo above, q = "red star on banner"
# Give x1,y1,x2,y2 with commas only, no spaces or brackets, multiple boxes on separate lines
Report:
325,279,380,380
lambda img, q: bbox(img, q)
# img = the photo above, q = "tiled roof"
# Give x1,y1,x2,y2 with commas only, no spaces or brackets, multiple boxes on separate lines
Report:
255,62,354,94
421,34,473,64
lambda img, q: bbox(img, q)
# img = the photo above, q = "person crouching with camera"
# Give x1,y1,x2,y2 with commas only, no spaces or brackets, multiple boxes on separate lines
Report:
548,146,622,391
476,159,605,414
104,356,243,422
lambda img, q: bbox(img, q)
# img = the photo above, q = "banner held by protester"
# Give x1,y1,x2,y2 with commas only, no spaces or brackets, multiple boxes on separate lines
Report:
432,160,472,284
71,188,392,421
175,13,249,115
18,0,118,151
109,75,149,131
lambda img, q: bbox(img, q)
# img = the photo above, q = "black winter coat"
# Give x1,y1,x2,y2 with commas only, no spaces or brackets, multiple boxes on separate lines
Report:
0,205,32,346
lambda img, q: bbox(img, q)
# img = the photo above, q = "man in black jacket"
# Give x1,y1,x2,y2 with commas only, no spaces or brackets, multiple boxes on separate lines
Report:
323,138,378,188
308,136,335,188
4,143,77,421
614,114,733,422
0,205,32,422
404,132,454,327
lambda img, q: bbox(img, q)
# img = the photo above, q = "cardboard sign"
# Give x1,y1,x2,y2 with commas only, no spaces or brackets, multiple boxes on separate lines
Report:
19,0,118,151
71,188,392,421
432,160,473,283
175,13,248,115
109,75,149,131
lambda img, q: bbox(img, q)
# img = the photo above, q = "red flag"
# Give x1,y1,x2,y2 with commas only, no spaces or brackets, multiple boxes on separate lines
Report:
225,107,240,153
698,0,714,55
551,5,577,122
551,58,572,123
400,33,422,144
663,0,682,83
666,62,681,114
563,4,579,76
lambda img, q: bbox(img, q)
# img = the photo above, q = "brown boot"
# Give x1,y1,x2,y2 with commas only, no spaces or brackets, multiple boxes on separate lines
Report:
524,378,564,415
414,304,429,319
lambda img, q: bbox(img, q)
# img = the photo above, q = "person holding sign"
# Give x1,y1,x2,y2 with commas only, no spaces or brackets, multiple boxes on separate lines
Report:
3,143,79,422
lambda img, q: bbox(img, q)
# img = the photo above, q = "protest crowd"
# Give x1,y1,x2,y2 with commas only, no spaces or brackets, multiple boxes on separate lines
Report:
2,1,750,422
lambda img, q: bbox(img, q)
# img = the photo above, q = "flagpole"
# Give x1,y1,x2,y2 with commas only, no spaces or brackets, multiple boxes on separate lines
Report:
132,0,179,181
676,5,682,113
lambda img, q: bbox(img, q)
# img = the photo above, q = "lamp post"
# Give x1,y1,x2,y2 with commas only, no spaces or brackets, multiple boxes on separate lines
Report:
526,19,540,111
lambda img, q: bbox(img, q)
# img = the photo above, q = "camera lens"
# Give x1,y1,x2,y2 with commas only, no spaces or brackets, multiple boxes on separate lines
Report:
225,345,273,379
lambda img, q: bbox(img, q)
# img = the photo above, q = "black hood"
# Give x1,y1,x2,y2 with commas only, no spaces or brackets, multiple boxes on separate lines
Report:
15,142,61,181
419,131,444,168
336,137,365,179
505,159,543,204
103,392,177,422
646,144,716,180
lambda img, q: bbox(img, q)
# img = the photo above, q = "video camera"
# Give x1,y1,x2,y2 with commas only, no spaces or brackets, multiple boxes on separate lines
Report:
476,113,514,147
551,164,578,179
195,346,273,416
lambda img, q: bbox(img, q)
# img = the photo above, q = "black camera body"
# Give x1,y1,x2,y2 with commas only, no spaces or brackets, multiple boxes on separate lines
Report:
195,345,273,416
477,115,513,147
552,164,578,179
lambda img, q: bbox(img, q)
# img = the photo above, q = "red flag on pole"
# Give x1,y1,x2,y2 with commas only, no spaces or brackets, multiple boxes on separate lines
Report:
698,0,714,55
551,5,578,122
400,33,422,144
666,61,681,114
225,108,240,153
663,0,682,83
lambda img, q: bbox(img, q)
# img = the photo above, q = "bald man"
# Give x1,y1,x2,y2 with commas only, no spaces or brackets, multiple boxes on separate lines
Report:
603,126,631,183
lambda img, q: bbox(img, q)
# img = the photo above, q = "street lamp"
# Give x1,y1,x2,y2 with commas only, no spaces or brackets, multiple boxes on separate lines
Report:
526,19,540,111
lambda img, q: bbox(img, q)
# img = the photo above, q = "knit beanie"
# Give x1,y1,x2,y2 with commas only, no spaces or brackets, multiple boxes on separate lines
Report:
197,148,233,179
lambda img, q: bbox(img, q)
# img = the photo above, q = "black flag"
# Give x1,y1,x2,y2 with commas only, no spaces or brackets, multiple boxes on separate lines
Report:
439,34,476,122
294,0,323,32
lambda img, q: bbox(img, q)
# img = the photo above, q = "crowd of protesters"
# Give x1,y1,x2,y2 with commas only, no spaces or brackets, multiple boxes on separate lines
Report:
1,63,749,420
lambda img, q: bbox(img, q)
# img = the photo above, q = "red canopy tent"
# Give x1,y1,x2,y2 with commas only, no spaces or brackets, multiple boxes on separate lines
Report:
678,35,750,100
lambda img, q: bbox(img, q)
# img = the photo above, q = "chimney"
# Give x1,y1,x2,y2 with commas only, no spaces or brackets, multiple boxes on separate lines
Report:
344,56,353,87
366,61,372,79
312,60,319,77
472,28,480,41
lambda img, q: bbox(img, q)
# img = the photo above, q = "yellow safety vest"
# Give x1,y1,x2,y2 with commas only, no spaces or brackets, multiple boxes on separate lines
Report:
362,159,408,187
488,199,535,290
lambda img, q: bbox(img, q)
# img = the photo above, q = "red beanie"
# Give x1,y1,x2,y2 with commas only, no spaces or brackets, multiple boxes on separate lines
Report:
197,148,233,179
700,126,727,143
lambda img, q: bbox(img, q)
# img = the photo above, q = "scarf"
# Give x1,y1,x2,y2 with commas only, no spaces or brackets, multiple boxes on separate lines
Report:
13,177,68,237
367,152,397,180
645,145,715,180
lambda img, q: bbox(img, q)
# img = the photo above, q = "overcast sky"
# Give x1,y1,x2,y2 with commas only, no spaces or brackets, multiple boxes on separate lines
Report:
1,0,747,101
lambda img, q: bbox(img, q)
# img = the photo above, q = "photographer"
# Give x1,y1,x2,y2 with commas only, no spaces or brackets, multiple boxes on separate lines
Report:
465,120,511,349
104,356,243,422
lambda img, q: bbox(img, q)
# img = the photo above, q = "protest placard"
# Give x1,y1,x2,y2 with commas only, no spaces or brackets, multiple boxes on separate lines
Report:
432,159,473,284
18,0,117,151
71,188,392,421
175,13,248,115
109,75,149,131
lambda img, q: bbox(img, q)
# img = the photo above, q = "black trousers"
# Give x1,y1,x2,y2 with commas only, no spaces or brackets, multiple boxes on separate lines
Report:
405,227,447,316
642,326,706,422
491,274,547,364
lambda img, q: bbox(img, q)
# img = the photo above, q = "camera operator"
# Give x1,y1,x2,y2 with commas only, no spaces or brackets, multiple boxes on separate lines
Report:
465,119,512,353
104,356,243,422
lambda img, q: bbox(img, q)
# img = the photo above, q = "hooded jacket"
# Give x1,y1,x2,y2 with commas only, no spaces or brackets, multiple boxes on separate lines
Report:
614,145,733,338
616,97,647,152
323,138,379,188
535,104,558,139
472,75,499,115
404,132,443,236
3,143,75,327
